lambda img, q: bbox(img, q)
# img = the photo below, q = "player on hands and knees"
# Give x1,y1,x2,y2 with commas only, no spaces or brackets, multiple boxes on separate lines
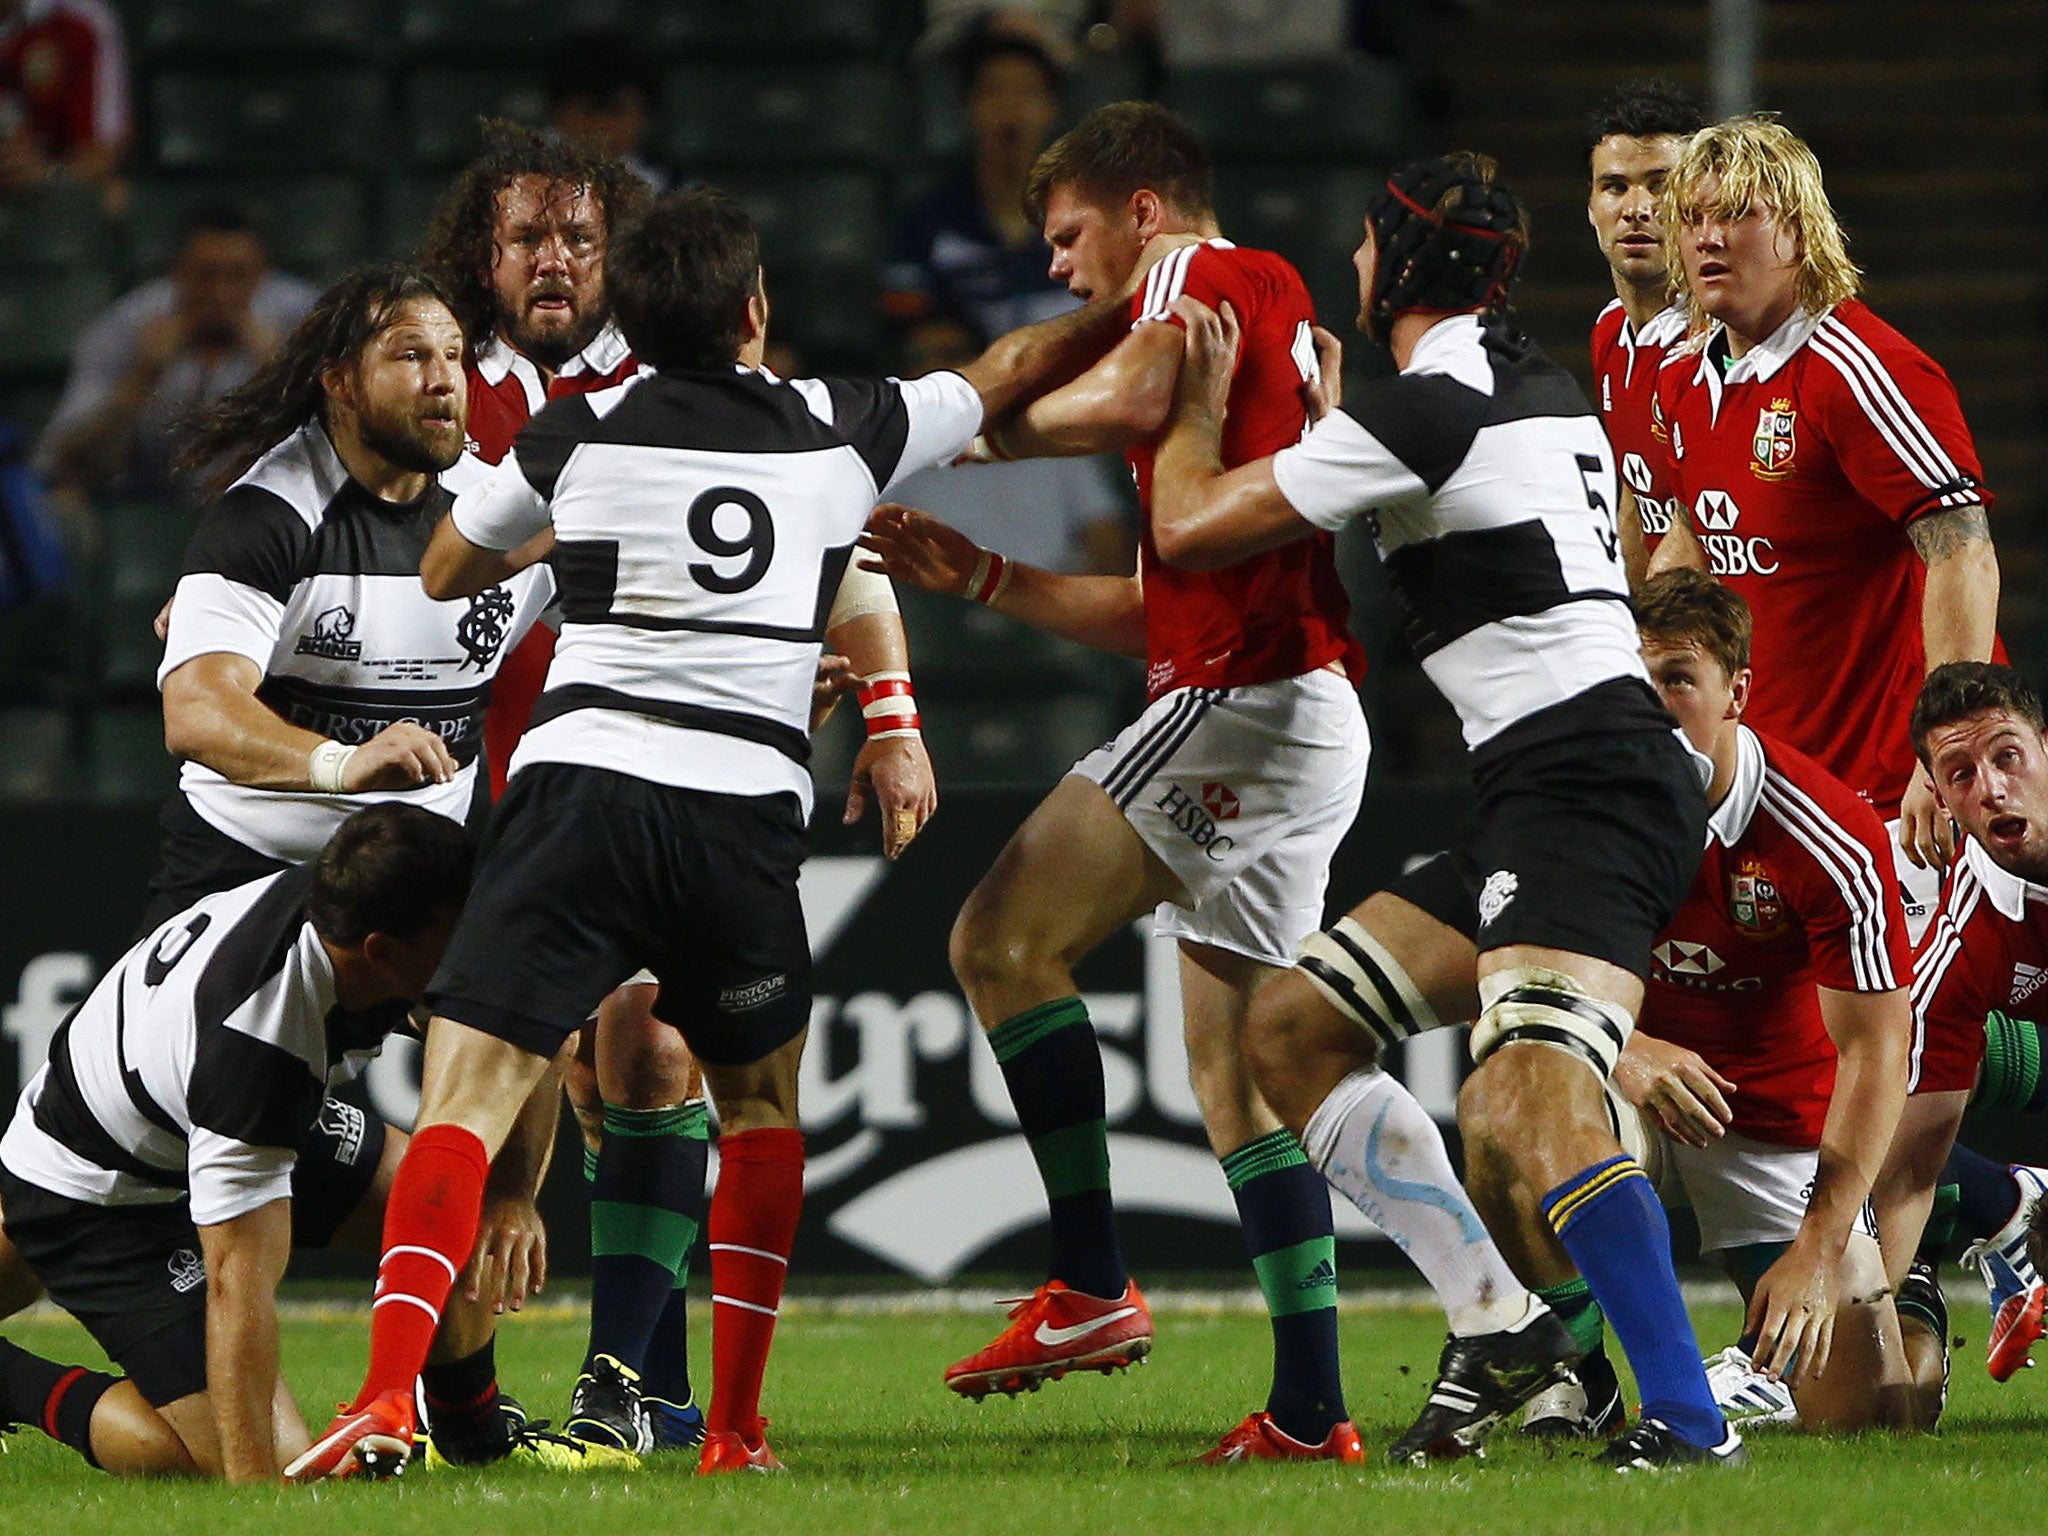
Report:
0,809,545,1482
1872,665,2048,1392
291,186,1166,1481
865,104,1542,1466
1152,154,1741,1471
1582,80,1704,583
1524,573,1919,1438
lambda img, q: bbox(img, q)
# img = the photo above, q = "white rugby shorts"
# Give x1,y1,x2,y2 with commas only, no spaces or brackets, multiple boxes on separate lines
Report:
1070,668,1368,966
1609,1082,1877,1251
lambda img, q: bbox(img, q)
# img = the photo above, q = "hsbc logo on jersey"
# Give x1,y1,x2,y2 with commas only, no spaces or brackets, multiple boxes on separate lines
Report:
1653,939,1725,975
1691,490,1780,577
1620,451,1655,499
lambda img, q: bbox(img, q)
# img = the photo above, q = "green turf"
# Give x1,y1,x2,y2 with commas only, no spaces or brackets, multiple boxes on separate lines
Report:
0,1297,2035,1534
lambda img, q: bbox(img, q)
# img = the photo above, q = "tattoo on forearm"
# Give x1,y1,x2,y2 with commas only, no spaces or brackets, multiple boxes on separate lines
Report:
1909,505,1991,564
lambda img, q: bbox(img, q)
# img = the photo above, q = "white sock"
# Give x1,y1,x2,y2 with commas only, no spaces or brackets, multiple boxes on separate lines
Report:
1302,1068,1538,1337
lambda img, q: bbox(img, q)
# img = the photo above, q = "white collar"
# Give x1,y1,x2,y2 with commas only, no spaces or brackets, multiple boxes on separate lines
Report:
1705,724,1766,847
1694,304,1830,388
1633,301,1690,350
1404,314,1493,394
474,323,632,404
1962,835,2048,922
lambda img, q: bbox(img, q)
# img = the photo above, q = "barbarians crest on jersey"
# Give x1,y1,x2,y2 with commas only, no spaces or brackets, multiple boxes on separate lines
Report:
295,604,362,660
455,586,516,671
1729,854,1788,936
1478,869,1519,927
1751,398,1797,480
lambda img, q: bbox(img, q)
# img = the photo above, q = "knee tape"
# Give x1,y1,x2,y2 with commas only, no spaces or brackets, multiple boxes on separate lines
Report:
1468,965,1633,1079
1295,917,1443,1050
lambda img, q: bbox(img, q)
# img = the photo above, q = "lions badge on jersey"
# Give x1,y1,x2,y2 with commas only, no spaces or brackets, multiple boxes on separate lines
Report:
1751,398,1797,481
1729,855,1788,936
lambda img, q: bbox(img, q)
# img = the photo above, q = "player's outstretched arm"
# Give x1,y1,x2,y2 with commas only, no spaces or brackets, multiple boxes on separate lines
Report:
1151,297,1316,570
420,510,553,600
1644,498,1708,577
422,453,557,600
163,653,458,792
1748,984,1912,1384
827,562,938,861
197,1197,295,1482
860,503,1146,657
974,322,1186,462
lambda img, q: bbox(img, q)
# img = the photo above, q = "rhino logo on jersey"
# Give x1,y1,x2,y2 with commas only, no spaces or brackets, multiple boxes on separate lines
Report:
455,586,516,671
295,604,362,660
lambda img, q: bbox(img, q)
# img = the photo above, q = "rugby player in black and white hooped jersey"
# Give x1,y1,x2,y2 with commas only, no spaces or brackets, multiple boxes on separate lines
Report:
1150,155,1741,1472
128,267,595,1472
0,807,519,1482
291,187,1182,1482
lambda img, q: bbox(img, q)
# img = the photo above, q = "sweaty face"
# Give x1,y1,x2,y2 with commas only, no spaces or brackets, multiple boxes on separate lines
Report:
345,298,468,476
1642,638,1742,760
1675,173,1802,344
1924,710,2048,880
1588,133,1685,293
489,174,609,368
1041,183,1144,302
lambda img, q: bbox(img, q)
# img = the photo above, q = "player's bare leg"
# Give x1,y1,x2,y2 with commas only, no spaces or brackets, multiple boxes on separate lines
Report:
0,1211,45,1322
567,983,710,1454
942,775,1183,1397
1457,943,1738,1467
1243,894,1569,1463
693,1030,807,1475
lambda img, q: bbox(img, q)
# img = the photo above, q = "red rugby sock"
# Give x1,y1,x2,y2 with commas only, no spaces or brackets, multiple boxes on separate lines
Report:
706,1127,804,1441
351,1123,489,1413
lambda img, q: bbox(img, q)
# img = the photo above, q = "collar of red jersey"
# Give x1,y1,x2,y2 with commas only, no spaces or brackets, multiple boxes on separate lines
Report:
1963,835,2048,920
1697,304,1834,387
1622,301,1689,352
474,324,632,388
1705,724,1766,848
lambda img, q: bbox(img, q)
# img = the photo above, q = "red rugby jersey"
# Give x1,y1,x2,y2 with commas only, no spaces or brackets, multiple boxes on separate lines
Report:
1650,300,1994,816
1909,836,2048,1095
467,326,641,796
1589,298,1687,556
0,0,128,161
1639,726,1909,1147
1126,240,1364,698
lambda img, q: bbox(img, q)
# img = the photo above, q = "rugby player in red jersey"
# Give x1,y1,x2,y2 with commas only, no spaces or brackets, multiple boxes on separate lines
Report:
419,124,937,1457
864,106,1540,1466
1649,117,2000,944
1582,81,1703,581
1521,572,1924,1437
1874,663,2048,1385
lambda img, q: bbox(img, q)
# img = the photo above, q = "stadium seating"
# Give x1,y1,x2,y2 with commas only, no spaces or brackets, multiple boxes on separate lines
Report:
124,176,372,284
397,0,637,61
0,273,118,382
657,65,905,170
150,69,391,174
86,706,179,803
96,502,192,699
0,706,73,800
1162,58,1410,164
0,183,114,275
918,692,1122,790
403,69,551,170
131,0,385,59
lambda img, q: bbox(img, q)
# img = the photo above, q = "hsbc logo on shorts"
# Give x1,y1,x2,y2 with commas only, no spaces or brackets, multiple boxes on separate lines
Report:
1691,490,1779,577
1200,782,1241,821
1154,784,1237,861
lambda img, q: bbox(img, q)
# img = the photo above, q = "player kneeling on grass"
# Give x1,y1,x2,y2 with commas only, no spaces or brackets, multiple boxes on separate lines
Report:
0,808,612,1482
1519,573,1922,1439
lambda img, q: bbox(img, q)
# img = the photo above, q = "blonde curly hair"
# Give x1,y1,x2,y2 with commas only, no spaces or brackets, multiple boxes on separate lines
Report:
1660,115,1861,329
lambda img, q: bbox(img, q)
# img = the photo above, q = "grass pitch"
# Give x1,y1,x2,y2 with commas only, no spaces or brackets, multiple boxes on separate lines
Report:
0,1291,2035,1534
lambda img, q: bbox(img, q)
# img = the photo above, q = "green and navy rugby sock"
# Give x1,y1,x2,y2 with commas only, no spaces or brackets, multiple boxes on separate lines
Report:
1225,1129,1346,1443
1536,1276,1606,1356
584,1100,708,1374
989,997,1126,1299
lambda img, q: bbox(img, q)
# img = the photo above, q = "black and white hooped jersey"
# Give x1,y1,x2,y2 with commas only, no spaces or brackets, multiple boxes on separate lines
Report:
452,365,983,813
157,422,555,861
1272,316,1656,752
0,867,405,1224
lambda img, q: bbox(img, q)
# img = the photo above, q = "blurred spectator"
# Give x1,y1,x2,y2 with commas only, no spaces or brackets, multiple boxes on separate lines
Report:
36,206,316,507
920,1,1092,60
884,30,1075,344
547,30,678,193
0,0,128,198
1151,0,1352,65
0,416,65,606
886,310,1134,575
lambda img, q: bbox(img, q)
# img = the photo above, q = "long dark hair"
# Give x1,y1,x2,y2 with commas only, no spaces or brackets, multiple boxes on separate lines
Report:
417,118,650,352
175,264,456,499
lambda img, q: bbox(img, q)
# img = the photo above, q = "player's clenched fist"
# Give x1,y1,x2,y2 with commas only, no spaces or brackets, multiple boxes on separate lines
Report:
342,721,460,791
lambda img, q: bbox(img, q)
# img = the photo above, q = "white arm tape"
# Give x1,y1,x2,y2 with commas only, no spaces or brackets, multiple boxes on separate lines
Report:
827,557,901,628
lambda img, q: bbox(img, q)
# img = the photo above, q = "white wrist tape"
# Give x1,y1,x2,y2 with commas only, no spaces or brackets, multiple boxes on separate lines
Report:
308,740,358,793
827,558,901,627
